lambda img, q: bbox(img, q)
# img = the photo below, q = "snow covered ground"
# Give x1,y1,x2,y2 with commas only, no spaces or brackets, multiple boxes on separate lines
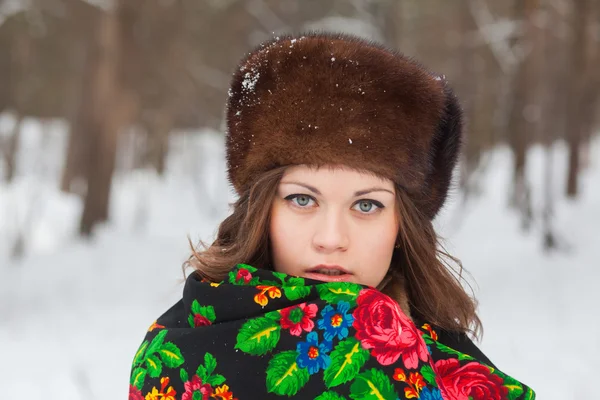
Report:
1,115,598,399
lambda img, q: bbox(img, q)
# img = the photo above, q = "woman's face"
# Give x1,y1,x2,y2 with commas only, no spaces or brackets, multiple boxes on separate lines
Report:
269,165,399,288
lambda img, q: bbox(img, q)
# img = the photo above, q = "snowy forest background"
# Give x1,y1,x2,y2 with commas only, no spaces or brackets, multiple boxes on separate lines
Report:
1,0,599,399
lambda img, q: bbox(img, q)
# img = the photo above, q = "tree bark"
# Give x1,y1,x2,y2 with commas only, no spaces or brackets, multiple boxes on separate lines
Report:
79,6,137,236
142,108,173,176
565,0,590,197
507,0,539,229
61,41,94,195
3,24,32,182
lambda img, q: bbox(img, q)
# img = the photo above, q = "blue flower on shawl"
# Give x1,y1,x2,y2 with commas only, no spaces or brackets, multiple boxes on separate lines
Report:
420,387,443,400
317,301,354,342
296,331,331,374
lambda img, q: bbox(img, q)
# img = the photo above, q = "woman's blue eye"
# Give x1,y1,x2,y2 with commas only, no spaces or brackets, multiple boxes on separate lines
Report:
295,195,311,206
353,200,383,213
285,194,315,207
359,201,372,212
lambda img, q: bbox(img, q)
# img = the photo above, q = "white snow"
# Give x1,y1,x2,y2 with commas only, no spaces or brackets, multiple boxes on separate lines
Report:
241,70,260,92
1,114,599,399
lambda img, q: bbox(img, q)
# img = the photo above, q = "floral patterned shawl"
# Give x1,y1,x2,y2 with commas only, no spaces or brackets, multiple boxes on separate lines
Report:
129,264,535,400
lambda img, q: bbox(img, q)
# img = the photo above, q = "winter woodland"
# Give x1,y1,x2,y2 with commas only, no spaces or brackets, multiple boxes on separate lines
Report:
0,0,599,399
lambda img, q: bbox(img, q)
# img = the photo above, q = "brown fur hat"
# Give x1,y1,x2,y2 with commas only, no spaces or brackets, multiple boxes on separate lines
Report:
225,33,462,220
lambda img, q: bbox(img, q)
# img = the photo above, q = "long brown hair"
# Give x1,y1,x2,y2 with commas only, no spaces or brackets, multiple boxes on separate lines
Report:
186,166,481,337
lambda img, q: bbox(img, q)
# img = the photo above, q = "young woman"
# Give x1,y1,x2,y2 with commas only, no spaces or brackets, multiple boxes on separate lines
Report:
129,33,535,400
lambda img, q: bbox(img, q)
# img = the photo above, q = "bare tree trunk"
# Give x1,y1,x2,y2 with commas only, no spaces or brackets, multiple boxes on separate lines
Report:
79,6,137,236
456,0,482,198
565,0,590,197
542,142,557,250
61,42,93,195
384,0,418,54
143,109,172,176
507,0,539,229
4,113,23,182
578,1,600,171
4,26,32,183
540,2,566,251
541,43,557,250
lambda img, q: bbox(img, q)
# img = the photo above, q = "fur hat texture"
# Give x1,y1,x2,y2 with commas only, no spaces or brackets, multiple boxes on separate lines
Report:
225,33,462,220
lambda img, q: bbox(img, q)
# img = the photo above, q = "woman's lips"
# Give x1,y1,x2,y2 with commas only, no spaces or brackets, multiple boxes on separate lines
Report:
303,271,354,282
304,265,353,282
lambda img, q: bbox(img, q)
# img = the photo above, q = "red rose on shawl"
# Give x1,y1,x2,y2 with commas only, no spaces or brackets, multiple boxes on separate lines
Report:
280,303,318,336
194,314,211,327
182,375,213,400
236,268,252,284
352,288,428,368
128,385,144,400
434,358,508,400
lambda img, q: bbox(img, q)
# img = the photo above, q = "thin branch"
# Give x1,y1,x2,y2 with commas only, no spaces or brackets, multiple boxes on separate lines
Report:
245,0,286,33
547,0,570,17
464,19,523,48
185,60,230,92
0,0,27,27
348,0,373,22
469,0,519,74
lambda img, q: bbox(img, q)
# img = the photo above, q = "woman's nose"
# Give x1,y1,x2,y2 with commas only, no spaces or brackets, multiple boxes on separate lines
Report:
312,211,349,252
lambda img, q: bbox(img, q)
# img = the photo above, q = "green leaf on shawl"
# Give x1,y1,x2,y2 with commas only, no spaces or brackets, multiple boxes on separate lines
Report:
202,306,216,322
133,341,149,367
190,300,216,323
317,283,361,306
272,271,288,282
248,277,261,286
349,368,397,400
259,279,279,286
158,342,185,368
192,392,202,400
266,350,310,396
287,276,306,287
420,365,437,386
524,387,536,400
283,285,311,301
503,374,525,400
196,364,208,381
435,341,475,361
180,368,189,383
146,329,168,356
324,337,370,388
131,367,147,389
315,392,347,400
265,310,282,322
145,354,163,378
235,316,281,355
206,373,226,387
205,353,217,375
281,276,310,300
191,299,201,314
188,313,195,328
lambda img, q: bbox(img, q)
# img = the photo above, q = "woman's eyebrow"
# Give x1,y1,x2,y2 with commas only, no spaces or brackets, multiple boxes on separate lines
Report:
280,182,393,197
354,188,394,196
280,182,321,195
